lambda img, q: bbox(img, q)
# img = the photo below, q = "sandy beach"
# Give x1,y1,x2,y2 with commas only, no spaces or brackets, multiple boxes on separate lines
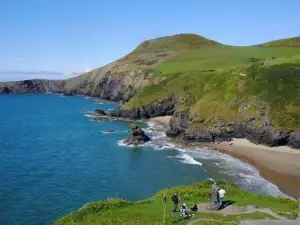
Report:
210,139,300,198
148,116,300,198
149,116,172,128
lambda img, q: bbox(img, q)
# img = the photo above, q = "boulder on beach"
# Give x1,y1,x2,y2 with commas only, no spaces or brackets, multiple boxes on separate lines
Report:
124,123,150,146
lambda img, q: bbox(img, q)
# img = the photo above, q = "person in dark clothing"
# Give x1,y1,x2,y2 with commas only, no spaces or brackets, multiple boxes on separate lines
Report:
171,193,179,212
190,203,198,212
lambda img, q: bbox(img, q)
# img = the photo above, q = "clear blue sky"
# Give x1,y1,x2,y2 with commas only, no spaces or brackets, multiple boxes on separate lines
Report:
0,0,299,81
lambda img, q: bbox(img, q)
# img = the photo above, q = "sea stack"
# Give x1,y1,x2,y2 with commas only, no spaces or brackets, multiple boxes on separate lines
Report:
124,123,150,146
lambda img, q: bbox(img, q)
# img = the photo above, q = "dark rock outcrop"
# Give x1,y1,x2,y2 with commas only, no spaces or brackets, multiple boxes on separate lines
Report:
124,124,150,145
166,111,300,149
63,92,74,96
2,86,10,94
108,97,175,120
93,109,107,116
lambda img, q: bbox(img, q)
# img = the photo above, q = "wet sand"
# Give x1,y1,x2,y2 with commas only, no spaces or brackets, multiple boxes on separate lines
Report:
209,140,300,199
148,116,300,198
149,116,171,128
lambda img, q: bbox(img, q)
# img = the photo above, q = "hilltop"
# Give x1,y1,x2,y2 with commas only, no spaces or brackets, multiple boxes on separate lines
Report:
54,180,299,225
1,34,300,148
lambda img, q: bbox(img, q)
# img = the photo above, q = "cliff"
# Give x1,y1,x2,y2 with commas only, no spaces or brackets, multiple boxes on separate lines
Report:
2,34,300,148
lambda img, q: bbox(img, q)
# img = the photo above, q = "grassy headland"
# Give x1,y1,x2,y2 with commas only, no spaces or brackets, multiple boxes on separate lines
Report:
54,181,298,225
123,36,300,131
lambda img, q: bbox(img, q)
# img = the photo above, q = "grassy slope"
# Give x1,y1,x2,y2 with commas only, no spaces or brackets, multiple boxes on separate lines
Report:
54,181,298,225
124,37,300,130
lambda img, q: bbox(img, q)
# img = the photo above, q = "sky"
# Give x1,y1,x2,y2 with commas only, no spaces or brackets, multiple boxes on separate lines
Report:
0,0,299,81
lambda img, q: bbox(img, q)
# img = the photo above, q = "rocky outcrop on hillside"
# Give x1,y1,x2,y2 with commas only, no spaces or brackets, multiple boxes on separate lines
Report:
106,96,300,149
0,70,162,102
108,97,175,119
166,110,300,149
0,79,66,94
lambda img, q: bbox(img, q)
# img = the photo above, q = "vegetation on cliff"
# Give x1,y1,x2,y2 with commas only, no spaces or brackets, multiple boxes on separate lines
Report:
54,181,298,225
124,43,300,129
2,34,300,147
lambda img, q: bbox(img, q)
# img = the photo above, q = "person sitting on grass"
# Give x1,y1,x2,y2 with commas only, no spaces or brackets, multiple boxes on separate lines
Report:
190,203,198,212
180,203,194,220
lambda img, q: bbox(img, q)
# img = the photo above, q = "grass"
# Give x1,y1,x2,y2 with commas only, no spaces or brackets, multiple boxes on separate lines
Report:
122,36,300,130
54,181,297,225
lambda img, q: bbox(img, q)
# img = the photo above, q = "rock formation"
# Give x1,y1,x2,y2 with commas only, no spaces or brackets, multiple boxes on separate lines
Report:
124,123,150,146
63,92,74,96
92,109,107,116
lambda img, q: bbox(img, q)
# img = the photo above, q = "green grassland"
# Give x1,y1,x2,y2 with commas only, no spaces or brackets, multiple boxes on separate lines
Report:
123,35,300,130
54,181,298,225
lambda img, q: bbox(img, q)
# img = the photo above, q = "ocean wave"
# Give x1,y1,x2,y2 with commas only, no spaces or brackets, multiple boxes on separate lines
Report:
177,153,203,166
84,114,94,118
154,143,176,150
117,118,289,198
187,148,289,198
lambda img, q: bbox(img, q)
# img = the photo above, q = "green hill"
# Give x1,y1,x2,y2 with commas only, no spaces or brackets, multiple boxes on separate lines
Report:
54,181,298,225
116,35,300,148
2,34,300,148
261,37,300,47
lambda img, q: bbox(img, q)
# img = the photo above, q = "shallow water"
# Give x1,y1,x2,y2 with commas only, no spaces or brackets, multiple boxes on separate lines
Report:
0,94,287,225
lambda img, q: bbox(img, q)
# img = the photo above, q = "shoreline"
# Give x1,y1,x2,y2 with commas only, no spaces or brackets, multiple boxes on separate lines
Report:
149,116,300,199
205,140,300,199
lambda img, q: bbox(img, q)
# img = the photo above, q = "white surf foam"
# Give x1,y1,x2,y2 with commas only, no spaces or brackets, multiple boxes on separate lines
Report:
177,153,203,166
115,118,289,198
154,143,176,150
187,147,290,198
84,114,94,118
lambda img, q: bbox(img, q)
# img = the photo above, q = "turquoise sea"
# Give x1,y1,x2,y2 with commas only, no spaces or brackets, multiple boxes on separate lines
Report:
0,94,287,225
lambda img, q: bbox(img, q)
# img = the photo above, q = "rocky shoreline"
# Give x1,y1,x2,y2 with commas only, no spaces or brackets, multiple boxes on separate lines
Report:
2,84,300,149
105,100,300,150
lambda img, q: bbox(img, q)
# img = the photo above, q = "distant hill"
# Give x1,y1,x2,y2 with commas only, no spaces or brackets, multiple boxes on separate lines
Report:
1,33,300,148
261,36,300,47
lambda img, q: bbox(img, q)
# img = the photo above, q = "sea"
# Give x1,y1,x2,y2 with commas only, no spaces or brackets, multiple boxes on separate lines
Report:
0,94,288,225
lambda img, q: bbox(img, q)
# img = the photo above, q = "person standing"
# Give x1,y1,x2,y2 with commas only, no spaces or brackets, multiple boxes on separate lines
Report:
171,193,179,212
218,187,226,205
210,181,218,204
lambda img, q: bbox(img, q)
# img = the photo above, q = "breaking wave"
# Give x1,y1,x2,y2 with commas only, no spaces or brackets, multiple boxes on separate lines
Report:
117,120,289,198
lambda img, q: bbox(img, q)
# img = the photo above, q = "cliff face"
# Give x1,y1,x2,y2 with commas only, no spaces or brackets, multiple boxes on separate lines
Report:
2,34,300,149
0,67,162,102
0,79,66,94
167,110,300,149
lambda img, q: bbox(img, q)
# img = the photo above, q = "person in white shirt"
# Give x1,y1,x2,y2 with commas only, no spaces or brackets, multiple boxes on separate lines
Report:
218,187,226,205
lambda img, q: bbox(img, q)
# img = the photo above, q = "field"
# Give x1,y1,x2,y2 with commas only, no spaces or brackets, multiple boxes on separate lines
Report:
54,181,298,225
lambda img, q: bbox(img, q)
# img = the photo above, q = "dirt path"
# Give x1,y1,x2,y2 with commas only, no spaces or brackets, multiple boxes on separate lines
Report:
186,203,298,225
196,203,285,218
